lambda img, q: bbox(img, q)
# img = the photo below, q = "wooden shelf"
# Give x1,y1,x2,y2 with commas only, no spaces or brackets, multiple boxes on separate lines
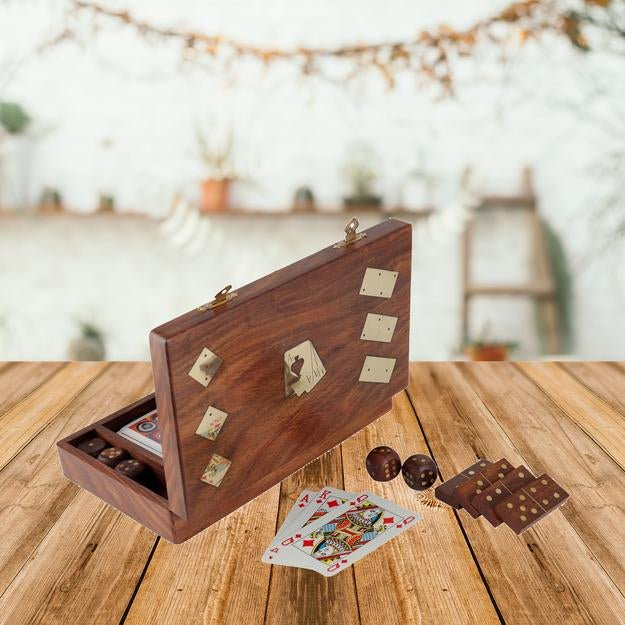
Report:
465,283,555,298
0,206,434,220
478,195,535,210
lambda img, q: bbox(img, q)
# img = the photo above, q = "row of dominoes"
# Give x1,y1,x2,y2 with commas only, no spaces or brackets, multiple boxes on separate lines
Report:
434,458,569,534
358,267,399,384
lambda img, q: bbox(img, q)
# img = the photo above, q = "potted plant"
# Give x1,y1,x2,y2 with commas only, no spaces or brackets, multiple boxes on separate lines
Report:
463,322,518,361
463,340,518,361
68,322,106,361
0,102,30,135
39,186,63,213
98,193,115,212
342,144,382,208
292,185,316,212
0,101,31,210
196,124,236,213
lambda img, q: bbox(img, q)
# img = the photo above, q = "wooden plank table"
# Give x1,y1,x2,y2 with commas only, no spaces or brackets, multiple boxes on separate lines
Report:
1,361,624,625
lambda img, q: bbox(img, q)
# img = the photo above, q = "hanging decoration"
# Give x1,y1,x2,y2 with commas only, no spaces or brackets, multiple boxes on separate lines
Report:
52,0,615,92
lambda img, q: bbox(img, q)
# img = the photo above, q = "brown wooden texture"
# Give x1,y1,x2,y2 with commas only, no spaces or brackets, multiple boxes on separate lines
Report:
408,362,625,624
124,488,279,625
0,362,153,596
0,361,103,469
150,218,411,524
559,361,625,416
517,361,625,470
0,363,158,625
342,393,501,625
464,362,625,592
0,362,65,415
264,447,360,625
2,361,625,625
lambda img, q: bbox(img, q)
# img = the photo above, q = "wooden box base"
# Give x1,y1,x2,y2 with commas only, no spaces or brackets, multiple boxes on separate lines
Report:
57,393,393,543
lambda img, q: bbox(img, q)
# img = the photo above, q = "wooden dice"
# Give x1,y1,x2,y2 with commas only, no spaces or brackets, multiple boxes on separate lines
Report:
96,447,129,468
77,437,107,458
115,459,146,481
402,454,438,491
366,446,401,482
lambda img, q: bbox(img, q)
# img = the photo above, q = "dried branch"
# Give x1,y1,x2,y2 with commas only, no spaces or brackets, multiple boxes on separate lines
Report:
56,0,579,92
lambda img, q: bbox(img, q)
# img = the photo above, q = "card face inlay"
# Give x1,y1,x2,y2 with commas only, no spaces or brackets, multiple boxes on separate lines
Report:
359,356,396,384
200,453,231,487
188,347,222,387
360,313,398,343
359,268,398,298
195,406,228,441
284,340,326,397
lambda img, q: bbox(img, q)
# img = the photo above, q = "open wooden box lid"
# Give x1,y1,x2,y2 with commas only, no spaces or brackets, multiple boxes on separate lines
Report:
150,218,412,522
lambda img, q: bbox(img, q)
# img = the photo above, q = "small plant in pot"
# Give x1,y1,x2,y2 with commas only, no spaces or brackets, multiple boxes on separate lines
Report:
464,339,518,361
342,144,382,209
68,321,106,361
463,323,518,361
39,186,63,213
0,102,31,135
0,102,31,209
292,185,316,212
98,193,115,212
196,124,236,213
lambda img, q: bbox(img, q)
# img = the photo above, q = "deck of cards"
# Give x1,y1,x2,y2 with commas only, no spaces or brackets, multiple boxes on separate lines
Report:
117,411,162,457
262,487,420,576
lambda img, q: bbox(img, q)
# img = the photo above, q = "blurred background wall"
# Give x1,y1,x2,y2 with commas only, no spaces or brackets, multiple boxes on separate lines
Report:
1,0,624,361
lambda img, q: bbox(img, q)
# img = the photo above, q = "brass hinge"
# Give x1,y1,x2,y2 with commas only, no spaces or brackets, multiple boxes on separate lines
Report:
198,285,238,311
334,217,366,248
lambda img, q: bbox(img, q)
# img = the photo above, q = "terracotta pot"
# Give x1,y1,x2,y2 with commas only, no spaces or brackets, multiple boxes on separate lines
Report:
465,344,509,361
200,178,231,213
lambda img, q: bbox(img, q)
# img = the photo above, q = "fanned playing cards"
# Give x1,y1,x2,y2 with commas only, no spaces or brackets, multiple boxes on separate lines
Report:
262,487,420,576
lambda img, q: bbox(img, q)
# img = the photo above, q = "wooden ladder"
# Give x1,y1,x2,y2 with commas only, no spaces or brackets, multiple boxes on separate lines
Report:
460,168,561,354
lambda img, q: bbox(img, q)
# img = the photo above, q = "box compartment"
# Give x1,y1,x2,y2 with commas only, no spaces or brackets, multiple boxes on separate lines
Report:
57,394,180,542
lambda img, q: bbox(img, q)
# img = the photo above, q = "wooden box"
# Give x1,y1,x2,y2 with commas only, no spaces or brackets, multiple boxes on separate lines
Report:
57,218,412,543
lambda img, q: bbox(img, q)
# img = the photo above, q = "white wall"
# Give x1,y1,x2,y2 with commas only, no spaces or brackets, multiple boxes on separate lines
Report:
1,1,624,359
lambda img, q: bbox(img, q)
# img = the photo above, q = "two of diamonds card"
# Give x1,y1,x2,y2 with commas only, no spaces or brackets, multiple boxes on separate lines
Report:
262,487,420,576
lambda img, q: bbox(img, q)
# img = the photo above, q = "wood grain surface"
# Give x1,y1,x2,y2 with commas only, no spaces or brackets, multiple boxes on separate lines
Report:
150,217,411,524
1,361,625,625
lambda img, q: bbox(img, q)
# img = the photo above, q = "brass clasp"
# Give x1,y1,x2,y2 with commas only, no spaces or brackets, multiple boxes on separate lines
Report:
198,285,238,311
334,217,366,248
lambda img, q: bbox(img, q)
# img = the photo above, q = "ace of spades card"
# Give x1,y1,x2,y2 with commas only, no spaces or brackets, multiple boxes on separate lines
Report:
284,340,326,397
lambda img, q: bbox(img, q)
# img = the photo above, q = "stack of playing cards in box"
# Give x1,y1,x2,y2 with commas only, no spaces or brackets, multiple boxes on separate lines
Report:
262,487,420,577
117,412,162,457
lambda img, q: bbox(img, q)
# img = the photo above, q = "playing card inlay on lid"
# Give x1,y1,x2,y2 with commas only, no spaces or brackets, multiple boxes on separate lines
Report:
360,313,398,343
195,406,228,441
188,347,222,387
200,453,231,487
284,339,326,397
359,268,399,298
359,356,396,383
